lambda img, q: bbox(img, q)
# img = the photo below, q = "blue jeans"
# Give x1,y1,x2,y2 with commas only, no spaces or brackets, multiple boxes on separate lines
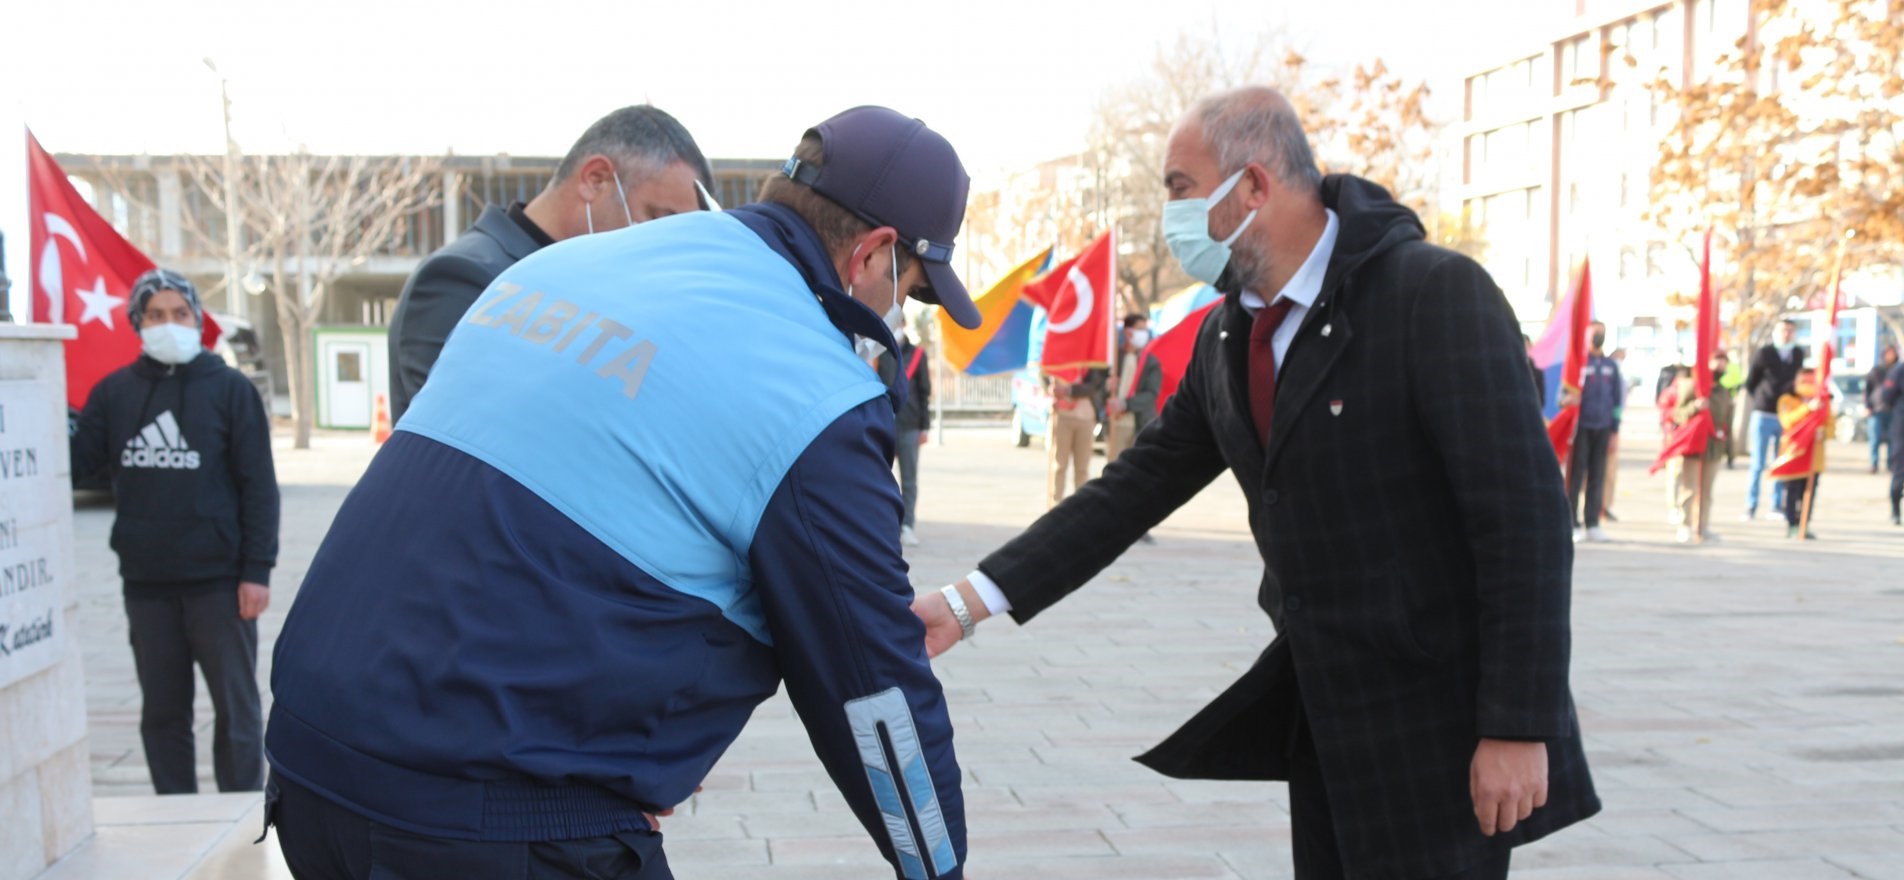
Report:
1747,410,1786,514
1872,411,1894,470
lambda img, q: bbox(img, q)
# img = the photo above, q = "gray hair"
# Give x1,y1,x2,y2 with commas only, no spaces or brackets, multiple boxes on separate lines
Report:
1194,91,1323,192
554,105,712,189
127,268,203,332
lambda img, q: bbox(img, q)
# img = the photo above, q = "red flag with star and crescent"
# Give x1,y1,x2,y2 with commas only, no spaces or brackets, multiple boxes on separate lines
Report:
1769,237,1847,479
1651,231,1721,473
28,130,220,410
1023,231,1114,380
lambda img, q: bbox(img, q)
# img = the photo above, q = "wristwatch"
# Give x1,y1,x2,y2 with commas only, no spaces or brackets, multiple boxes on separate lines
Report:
940,584,976,641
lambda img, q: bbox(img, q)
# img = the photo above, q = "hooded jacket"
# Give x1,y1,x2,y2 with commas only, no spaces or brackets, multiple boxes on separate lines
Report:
71,351,279,592
979,176,1596,879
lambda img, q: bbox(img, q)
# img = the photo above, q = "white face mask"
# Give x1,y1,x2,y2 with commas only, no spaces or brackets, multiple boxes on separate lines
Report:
584,169,637,235
1162,168,1259,285
1127,329,1152,349
850,243,905,362
141,323,201,365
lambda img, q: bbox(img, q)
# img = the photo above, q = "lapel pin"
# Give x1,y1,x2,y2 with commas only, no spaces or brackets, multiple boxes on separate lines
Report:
1321,323,1333,337
1330,400,1344,416
1220,331,1229,340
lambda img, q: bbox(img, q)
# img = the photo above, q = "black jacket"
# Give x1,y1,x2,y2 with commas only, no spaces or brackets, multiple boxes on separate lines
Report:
1744,343,1804,414
388,205,548,421
1867,361,1897,413
876,340,934,431
977,176,1597,879
72,352,279,591
1123,354,1164,418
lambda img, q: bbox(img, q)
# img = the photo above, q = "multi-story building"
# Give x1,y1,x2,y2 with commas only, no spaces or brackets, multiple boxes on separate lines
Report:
1460,0,1902,374
53,153,780,404
1459,0,1759,363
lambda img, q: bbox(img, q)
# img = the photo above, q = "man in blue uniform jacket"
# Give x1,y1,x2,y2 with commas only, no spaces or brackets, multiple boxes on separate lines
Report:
264,106,982,880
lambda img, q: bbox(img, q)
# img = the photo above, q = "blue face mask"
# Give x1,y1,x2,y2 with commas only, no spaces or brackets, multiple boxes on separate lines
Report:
1162,168,1259,285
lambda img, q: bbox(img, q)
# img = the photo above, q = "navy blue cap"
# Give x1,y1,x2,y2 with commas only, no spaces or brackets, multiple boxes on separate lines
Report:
781,106,978,329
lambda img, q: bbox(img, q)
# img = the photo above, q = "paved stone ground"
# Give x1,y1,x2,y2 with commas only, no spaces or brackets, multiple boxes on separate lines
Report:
67,407,1904,879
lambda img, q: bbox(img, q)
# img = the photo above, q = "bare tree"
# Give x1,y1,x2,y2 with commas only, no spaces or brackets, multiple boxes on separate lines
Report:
180,151,441,449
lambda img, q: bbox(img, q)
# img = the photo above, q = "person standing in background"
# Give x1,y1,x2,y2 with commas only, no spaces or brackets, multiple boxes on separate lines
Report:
1106,314,1162,461
878,332,933,546
70,269,279,795
1658,365,1692,525
1046,372,1097,508
1881,355,1904,525
1599,347,1628,523
1866,345,1898,474
1671,352,1731,544
1743,319,1805,519
1568,323,1621,543
1776,366,1833,539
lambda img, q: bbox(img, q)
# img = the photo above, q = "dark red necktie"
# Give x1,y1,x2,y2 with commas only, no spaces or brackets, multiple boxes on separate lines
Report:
1248,299,1297,444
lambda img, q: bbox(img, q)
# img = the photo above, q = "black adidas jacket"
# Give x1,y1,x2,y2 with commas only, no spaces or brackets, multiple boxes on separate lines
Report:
71,352,279,593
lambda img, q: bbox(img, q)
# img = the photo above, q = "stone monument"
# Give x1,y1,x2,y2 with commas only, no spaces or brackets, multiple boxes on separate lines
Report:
0,324,90,880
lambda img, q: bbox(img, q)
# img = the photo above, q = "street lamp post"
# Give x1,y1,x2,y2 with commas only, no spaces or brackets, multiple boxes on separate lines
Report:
204,58,245,322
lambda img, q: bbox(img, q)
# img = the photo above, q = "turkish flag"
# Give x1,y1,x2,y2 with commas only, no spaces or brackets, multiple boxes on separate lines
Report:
27,130,220,410
1545,259,1592,467
1770,237,1846,480
1024,231,1114,374
1140,300,1219,415
1652,231,1719,473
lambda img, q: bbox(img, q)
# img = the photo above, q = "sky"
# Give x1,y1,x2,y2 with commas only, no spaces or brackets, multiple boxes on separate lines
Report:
2,0,1544,317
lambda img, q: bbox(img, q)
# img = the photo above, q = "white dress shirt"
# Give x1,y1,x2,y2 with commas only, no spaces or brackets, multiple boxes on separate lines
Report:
966,210,1342,617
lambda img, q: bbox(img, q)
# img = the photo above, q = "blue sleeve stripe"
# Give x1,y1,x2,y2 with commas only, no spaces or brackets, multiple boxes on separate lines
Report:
846,688,957,879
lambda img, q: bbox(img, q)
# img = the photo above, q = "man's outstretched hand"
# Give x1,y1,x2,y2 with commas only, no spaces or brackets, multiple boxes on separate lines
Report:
910,579,991,659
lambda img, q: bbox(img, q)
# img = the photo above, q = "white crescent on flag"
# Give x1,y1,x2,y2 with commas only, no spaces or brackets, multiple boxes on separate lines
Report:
37,212,88,327
1046,264,1094,334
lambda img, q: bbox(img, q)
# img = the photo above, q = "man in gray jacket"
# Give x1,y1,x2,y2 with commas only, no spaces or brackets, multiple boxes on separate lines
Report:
388,105,712,420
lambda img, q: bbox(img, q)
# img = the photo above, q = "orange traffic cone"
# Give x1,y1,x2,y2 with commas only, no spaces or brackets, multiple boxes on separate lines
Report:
372,393,392,444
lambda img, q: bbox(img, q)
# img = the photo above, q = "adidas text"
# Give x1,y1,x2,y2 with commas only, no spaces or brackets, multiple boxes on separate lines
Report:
121,447,201,470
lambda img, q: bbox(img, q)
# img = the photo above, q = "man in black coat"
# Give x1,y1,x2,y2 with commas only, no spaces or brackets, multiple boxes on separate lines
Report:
913,87,1597,879
387,105,712,421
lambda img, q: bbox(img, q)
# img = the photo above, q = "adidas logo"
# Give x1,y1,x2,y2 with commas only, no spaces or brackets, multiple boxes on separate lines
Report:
120,411,202,470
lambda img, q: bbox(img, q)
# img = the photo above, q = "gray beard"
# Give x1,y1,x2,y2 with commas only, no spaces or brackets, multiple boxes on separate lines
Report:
1218,245,1267,296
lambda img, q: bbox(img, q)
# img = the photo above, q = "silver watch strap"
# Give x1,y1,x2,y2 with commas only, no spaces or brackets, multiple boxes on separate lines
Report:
940,584,976,641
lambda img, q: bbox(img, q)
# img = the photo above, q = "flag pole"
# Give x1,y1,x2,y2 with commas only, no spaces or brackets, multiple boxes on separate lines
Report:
1798,472,1817,538
1695,454,1708,539
1795,230,1853,538
1103,228,1118,465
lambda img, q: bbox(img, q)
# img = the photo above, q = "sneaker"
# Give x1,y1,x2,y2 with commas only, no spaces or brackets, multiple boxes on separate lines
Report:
1587,527,1613,543
1892,513,1902,526
1572,528,1587,544
1762,510,1787,522
1674,527,1694,544
1740,510,1756,522
1699,530,1721,543
900,525,920,547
